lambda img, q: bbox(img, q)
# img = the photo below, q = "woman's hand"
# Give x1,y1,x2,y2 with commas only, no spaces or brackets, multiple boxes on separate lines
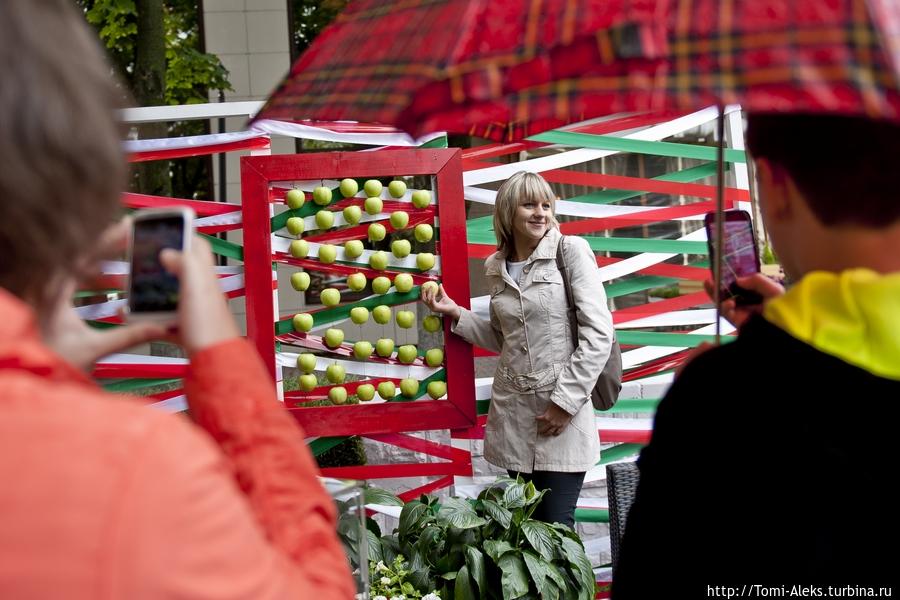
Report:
42,277,168,372
421,283,461,322
704,273,784,329
536,403,573,436
41,219,167,371
159,237,241,355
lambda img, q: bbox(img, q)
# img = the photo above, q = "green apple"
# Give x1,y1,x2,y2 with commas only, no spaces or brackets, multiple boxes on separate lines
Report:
425,348,444,367
290,271,310,291
290,239,309,259
377,380,396,399
342,204,362,225
315,210,334,230
328,386,348,405
324,328,345,348
399,378,419,398
426,380,447,399
286,188,305,209
320,287,341,307
292,313,314,332
372,276,392,294
420,280,439,296
372,305,392,324
369,251,389,271
388,180,407,198
329,386,348,405
313,186,332,206
411,189,431,208
416,252,436,271
297,352,317,373
326,363,346,384
353,340,373,359
391,239,411,259
389,211,409,229
299,373,318,392
356,383,376,402
363,179,383,197
395,310,415,329
347,273,367,292
286,217,305,236
393,273,414,293
340,178,359,198
317,244,337,264
344,239,364,259
397,344,418,364
364,196,383,215
375,338,395,358
414,223,433,242
349,306,369,324
368,222,387,242
423,314,442,333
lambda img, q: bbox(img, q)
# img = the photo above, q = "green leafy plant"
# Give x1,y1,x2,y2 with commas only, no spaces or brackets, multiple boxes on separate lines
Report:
370,555,442,600
761,242,778,265
368,478,595,600
335,486,405,575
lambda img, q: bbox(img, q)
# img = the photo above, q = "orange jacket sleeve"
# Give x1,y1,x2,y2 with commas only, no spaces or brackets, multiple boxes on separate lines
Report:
108,338,356,599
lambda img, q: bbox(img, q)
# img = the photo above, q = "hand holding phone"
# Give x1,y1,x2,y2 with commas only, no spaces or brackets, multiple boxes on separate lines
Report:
704,210,763,306
127,208,194,322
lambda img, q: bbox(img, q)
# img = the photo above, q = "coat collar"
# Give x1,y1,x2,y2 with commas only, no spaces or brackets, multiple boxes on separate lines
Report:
484,227,562,277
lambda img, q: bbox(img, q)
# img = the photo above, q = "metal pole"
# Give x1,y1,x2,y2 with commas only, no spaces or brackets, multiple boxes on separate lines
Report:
217,89,227,204
217,89,227,267
714,105,726,344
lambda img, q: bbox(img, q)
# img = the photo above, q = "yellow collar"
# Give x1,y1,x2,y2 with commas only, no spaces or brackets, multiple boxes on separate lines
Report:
764,269,900,380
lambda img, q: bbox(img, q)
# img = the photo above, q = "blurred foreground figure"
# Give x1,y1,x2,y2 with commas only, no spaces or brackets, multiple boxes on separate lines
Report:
615,114,900,596
0,2,354,598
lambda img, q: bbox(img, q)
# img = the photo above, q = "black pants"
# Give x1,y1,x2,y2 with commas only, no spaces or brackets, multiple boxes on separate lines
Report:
507,470,586,529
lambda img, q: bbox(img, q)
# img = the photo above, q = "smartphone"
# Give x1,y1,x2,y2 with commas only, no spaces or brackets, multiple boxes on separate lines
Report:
704,209,763,306
126,207,194,322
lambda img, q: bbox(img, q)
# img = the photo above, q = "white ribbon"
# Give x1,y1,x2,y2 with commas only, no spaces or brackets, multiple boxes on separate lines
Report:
271,235,441,272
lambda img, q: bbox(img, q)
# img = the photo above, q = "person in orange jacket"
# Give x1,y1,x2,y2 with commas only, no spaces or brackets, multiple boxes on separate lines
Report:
0,2,355,598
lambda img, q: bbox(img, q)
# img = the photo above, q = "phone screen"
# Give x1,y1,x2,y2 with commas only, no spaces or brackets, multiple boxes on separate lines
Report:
128,215,185,313
705,210,762,303
717,219,759,289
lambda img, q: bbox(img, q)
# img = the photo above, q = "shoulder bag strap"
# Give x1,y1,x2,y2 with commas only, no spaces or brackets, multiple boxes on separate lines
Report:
556,236,579,342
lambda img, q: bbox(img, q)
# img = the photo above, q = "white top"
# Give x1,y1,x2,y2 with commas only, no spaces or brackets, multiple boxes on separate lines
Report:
505,259,527,286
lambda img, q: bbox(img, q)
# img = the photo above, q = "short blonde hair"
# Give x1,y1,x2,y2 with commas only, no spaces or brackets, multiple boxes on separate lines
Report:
493,171,559,255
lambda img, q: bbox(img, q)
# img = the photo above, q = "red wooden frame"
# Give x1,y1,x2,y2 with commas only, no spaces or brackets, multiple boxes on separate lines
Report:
239,149,476,437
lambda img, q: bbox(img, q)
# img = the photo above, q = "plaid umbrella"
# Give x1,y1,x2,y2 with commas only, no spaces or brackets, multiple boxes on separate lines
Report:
255,0,900,141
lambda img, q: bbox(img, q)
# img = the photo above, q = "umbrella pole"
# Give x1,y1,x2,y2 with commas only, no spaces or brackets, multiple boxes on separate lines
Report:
714,104,726,345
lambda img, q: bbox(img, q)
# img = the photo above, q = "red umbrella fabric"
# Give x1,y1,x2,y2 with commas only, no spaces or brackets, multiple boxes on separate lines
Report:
255,0,900,141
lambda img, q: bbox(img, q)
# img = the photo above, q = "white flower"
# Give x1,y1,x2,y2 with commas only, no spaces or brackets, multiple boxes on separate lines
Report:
380,576,392,585
422,594,441,600
389,596,406,600
375,560,388,572
372,596,388,600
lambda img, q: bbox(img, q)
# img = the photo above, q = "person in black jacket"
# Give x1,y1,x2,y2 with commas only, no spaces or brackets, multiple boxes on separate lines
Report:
613,114,900,597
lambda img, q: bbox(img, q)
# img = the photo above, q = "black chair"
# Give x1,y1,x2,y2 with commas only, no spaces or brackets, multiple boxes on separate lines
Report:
606,461,640,577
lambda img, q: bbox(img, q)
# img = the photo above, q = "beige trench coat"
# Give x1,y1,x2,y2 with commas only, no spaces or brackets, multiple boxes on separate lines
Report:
453,228,614,473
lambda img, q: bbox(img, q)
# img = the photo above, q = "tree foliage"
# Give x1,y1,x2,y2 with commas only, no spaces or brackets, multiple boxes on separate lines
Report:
79,0,231,105
77,0,233,198
290,0,349,59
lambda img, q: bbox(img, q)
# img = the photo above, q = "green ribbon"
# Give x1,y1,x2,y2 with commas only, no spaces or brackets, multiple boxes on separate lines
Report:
201,233,244,261
617,331,732,347
275,287,422,334
102,378,182,393
528,130,747,163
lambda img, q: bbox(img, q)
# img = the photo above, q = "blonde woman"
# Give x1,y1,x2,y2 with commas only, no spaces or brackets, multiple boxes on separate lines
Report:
422,171,614,527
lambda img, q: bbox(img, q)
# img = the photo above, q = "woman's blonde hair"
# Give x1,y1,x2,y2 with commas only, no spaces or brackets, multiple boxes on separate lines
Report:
492,171,559,255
